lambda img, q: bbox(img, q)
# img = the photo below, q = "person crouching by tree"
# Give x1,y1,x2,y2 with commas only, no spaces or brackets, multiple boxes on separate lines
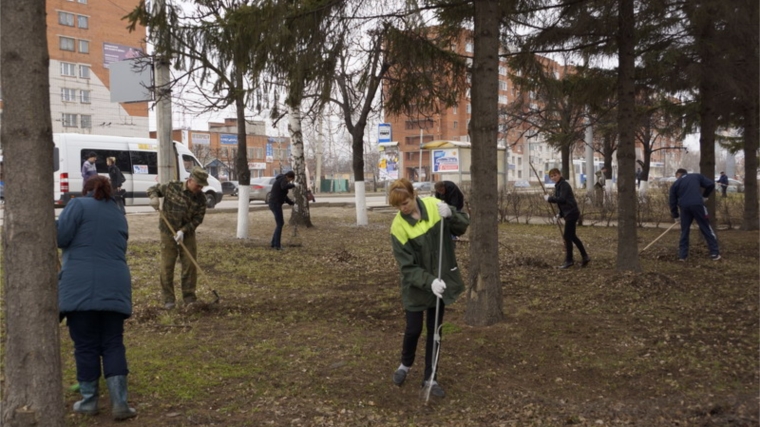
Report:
544,168,590,269
57,176,136,420
434,180,465,213
388,178,469,398
147,167,209,309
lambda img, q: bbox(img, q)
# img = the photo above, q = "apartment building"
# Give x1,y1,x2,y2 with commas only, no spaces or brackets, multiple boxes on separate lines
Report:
384,37,543,184
2,0,150,138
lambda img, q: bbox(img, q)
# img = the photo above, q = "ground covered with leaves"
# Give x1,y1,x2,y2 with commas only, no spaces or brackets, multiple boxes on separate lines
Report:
61,206,759,427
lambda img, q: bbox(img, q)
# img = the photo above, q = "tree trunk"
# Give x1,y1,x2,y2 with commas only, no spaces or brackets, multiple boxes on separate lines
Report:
1,1,66,425
351,129,368,226
234,67,250,239
288,100,313,228
741,0,758,231
465,0,504,327
615,0,642,272
560,144,571,181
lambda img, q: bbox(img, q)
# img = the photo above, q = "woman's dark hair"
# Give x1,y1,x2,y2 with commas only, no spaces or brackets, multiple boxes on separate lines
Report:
82,176,113,201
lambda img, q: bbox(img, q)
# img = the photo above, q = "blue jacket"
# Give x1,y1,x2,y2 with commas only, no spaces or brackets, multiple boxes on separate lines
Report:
57,195,132,317
669,172,715,218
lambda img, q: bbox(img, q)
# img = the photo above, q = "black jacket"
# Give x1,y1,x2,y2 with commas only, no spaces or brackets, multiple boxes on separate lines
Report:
108,165,125,190
548,178,579,219
434,181,464,211
269,174,295,206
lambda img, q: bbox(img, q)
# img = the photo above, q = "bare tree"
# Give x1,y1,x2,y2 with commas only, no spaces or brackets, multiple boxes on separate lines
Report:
1,0,66,425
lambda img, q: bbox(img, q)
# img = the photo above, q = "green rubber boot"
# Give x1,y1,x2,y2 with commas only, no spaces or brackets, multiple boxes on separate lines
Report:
72,380,99,415
105,375,137,421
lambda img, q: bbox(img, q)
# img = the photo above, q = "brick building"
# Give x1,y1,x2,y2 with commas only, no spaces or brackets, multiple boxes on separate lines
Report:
0,0,150,139
150,118,291,180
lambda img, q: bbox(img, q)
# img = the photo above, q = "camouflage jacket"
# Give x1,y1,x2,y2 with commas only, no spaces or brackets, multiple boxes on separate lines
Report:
147,180,207,236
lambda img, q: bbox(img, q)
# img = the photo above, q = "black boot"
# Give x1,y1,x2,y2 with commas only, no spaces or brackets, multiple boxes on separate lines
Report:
581,256,591,267
559,261,575,269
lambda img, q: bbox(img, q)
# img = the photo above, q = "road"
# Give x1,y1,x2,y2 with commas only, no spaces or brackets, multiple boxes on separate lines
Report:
0,193,390,226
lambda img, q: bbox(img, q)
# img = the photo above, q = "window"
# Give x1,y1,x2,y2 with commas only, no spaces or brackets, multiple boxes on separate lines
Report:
130,151,158,175
78,40,89,54
77,15,88,29
60,62,76,76
62,113,77,127
247,148,255,158
465,88,471,99
453,121,458,129
452,106,458,115
60,37,75,52
78,0,87,3
80,115,92,129
61,88,76,102
498,95,508,105
79,65,90,79
499,66,507,76
58,12,75,26
467,104,471,114
499,80,507,91
465,42,474,53
80,90,91,103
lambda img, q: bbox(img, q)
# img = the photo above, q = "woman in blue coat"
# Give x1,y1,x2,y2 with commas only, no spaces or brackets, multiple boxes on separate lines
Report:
57,175,136,420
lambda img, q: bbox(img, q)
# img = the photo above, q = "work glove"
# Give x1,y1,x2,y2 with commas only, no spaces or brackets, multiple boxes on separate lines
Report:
149,196,160,211
174,230,184,244
555,213,560,220
431,279,447,298
543,194,550,202
437,202,452,218
293,182,301,188
703,197,708,203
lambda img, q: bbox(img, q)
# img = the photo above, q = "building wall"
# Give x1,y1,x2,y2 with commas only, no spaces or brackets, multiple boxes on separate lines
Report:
45,0,149,137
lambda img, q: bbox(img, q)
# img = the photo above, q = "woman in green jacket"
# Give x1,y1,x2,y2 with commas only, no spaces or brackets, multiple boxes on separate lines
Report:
388,178,469,398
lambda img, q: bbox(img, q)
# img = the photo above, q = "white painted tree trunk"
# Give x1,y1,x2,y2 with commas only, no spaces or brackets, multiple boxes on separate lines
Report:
236,185,250,238
355,182,368,226
639,180,649,195
288,102,312,227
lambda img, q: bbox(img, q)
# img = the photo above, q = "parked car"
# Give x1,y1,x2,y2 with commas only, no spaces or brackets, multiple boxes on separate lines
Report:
716,176,745,193
221,181,239,197
250,176,276,203
412,181,435,196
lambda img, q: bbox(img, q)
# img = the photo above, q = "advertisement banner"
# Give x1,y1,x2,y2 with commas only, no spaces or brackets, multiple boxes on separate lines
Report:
191,133,210,145
103,42,144,68
378,123,392,143
432,149,460,173
220,134,237,145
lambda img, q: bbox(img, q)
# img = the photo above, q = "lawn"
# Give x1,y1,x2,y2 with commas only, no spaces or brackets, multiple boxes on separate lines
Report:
60,206,759,426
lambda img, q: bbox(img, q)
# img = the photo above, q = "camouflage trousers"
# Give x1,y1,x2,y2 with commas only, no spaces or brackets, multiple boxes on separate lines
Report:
160,232,198,304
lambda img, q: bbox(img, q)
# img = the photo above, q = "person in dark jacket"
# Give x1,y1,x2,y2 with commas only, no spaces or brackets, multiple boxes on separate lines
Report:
434,180,464,212
717,171,729,197
269,171,298,250
57,176,137,420
389,178,469,399
107,157,126,213
544,168,590,269
669,168,721,261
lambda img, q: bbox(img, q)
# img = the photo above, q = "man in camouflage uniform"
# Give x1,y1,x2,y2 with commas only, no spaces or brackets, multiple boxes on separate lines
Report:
147,167,208,309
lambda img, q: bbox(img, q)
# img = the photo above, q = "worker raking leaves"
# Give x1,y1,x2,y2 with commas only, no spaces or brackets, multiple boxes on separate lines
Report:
147,167,208,310
387,178,469,400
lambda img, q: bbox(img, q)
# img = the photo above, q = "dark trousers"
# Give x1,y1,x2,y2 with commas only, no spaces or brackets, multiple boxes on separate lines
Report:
720,185,727,197
269,202,285,248
678,204,720,259
401,304,445,382
66,311,129,382
563,214,588,262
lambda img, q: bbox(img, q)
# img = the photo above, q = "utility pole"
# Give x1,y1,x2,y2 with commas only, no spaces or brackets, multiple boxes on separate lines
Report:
316,114,323,193
154,0,175,184
418,127,423,181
